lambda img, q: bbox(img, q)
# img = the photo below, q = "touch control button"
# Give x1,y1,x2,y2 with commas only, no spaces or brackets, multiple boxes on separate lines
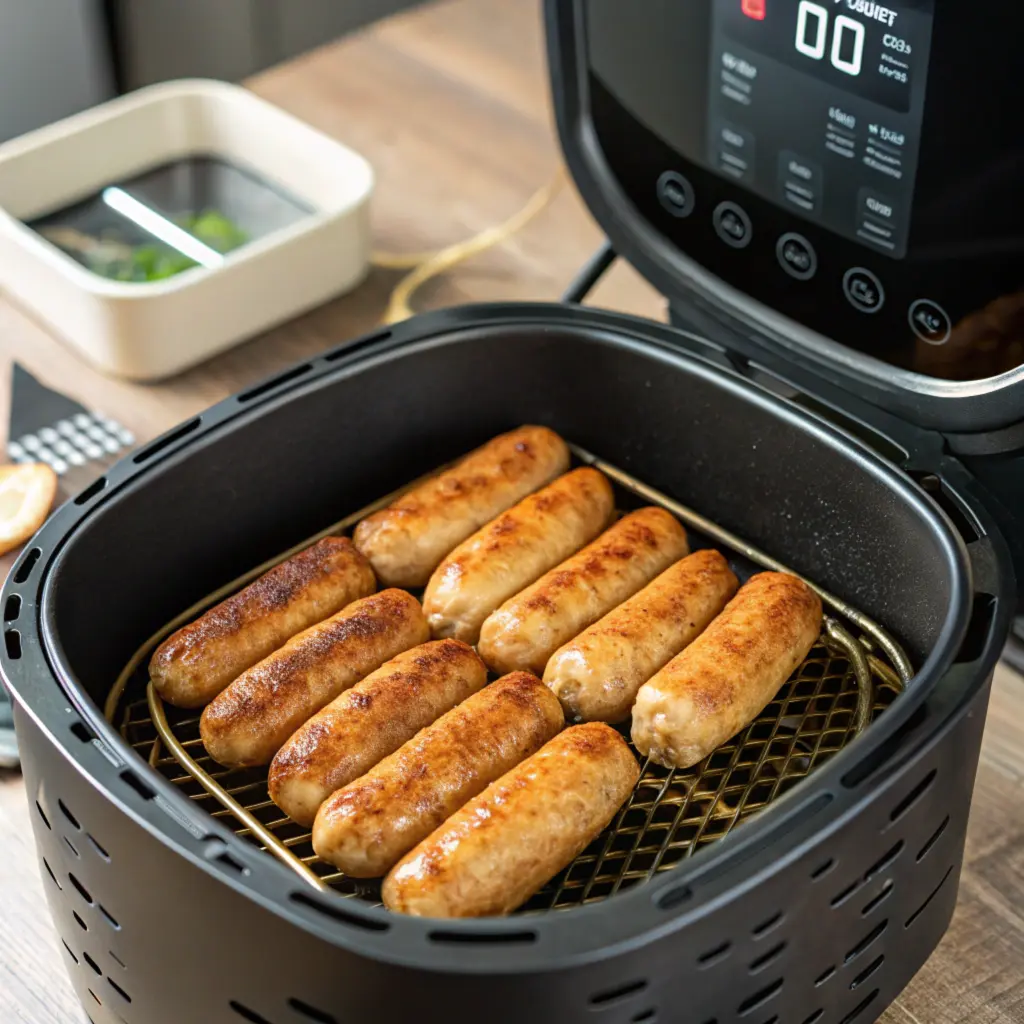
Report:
713,201,752,249
776,233,817,280
842,268,885,314
908,299,952,345
657,171,695,218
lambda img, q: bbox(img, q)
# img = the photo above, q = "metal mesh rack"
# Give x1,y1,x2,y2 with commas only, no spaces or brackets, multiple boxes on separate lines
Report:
107,446,911,913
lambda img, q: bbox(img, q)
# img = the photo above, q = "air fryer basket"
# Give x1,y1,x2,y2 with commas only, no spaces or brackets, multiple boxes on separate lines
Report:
2,306,1011,1024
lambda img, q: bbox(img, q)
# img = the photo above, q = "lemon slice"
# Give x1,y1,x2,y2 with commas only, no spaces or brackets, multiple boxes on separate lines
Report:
0,464,58,556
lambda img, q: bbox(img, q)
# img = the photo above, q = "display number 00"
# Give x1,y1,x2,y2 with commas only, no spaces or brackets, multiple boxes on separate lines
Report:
795,1,865,76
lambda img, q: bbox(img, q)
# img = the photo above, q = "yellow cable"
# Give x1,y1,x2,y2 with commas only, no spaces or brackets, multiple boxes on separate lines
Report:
373,167,566,325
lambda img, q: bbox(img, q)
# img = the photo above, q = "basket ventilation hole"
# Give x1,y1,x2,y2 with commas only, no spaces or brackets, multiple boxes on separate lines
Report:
911,474,981,542
74,477,107,505
83,951,102,976
737,979,783,1016
230,1001,277,1024
841,705,927,789
325,329,393,362
88,989,101,1006
13,547,40,584
657,883,693,910
99,904,120,930
697,940,732,967
289,891,390,933
861,880,894,916
42,858,61,890
109,951,126,970
87,834,111,862
288,998,338,1023
70,721,94,743
133,418,201,464
810,857,834,879
917,816,950,862
74,911,88,932
844,920,887,964
802,1012,824,1024
752,911,784,937
428,929,536,945
36,801,51,830
61,939,78,964
216,850,249,876
63,836,80,858
4,629,21,659
814,966,835,987
749,941,786,973
239,364,313,402
58,799,81,830
109,979,132,1004
120,770,155,801
906,866,954,929
954,594,997,665
632,1011,657,1023
69,873,93,904
889,769,937,824
849,954,884,990
865,841,904,880
3,594,20,621
589,979,649,1006
839,989,879,1024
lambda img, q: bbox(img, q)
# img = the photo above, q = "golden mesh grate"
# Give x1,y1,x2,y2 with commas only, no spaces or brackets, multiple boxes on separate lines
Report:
107,446,911,913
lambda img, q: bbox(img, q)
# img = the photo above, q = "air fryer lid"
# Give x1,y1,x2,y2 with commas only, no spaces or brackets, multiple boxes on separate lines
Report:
545,0,1024,436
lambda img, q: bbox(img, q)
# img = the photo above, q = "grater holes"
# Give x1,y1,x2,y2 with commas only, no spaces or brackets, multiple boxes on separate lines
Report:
61,939,78,964
839,990,879,1024
3,594,20,621
697,940,732,967
906,866,954,928
58,799,81,830
590,979,649,1006
845,920,887,963
68,873,94,904
42,858,61,889
917,816,950,862
737,979,783,1015
83,951,102,975
749,941,786,973
861,880,894,916
73,910,88,931
109,979,132,1004
87,833,111,861
752,911,784,937
36,801,51,829
889,769,937,823
849,954,884,990
288,997,338,1023
63,836,80,858
230,1001,277,1024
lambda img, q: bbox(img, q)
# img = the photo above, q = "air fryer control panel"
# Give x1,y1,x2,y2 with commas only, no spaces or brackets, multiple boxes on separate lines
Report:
584,0,1024,382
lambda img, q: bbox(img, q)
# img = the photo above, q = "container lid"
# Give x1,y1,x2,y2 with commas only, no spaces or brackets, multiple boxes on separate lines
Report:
545,0,1024,437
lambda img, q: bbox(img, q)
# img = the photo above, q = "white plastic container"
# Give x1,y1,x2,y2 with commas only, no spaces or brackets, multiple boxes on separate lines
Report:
0,80,373,381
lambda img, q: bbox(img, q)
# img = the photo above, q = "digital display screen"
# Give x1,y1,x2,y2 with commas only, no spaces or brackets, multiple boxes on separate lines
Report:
707,0,934,257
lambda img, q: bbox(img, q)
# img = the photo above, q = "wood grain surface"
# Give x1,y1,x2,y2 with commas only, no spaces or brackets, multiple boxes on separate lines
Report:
0,2,1021,1022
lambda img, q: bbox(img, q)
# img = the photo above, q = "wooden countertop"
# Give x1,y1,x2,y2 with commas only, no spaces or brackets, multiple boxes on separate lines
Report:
0,1,1021,1021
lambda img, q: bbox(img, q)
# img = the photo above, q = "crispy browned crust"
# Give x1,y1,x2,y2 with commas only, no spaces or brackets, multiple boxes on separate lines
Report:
268,639,487,825
150,537,376,708
382,723,639,917
311,672,565,877
631,572,822,768
199,589,428,767
353,426,570,588
478,506,689,675
544,548,739,723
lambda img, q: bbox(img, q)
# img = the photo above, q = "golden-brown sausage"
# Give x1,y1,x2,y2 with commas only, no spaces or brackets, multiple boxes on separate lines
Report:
353,426,570,588
422,467,614,644
268,640,487,826
199,589,428,767
312,672,564,877
631,572,822,768
544,549,739,723
478,507,688,676
383,723,639,918
150,537,375,709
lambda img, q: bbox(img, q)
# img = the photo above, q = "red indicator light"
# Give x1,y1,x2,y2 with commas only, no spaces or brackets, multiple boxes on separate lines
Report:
742,0,766,20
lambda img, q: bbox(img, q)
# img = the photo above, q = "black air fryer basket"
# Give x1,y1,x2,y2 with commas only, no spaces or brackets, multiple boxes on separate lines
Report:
2,4,1020,1024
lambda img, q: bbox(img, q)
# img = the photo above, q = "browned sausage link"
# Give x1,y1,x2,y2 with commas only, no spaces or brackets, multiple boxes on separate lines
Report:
268,639,487,826
149,537,376,709
631,572,822,768
478,507,689,676
423,467,615,644
200,589,428,767
544,549,739,723
312,672,564,878
354,426,570,588
383,723,639,918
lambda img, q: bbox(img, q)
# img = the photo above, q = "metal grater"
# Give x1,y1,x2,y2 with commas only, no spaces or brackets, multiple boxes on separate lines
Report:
1,363,136,767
